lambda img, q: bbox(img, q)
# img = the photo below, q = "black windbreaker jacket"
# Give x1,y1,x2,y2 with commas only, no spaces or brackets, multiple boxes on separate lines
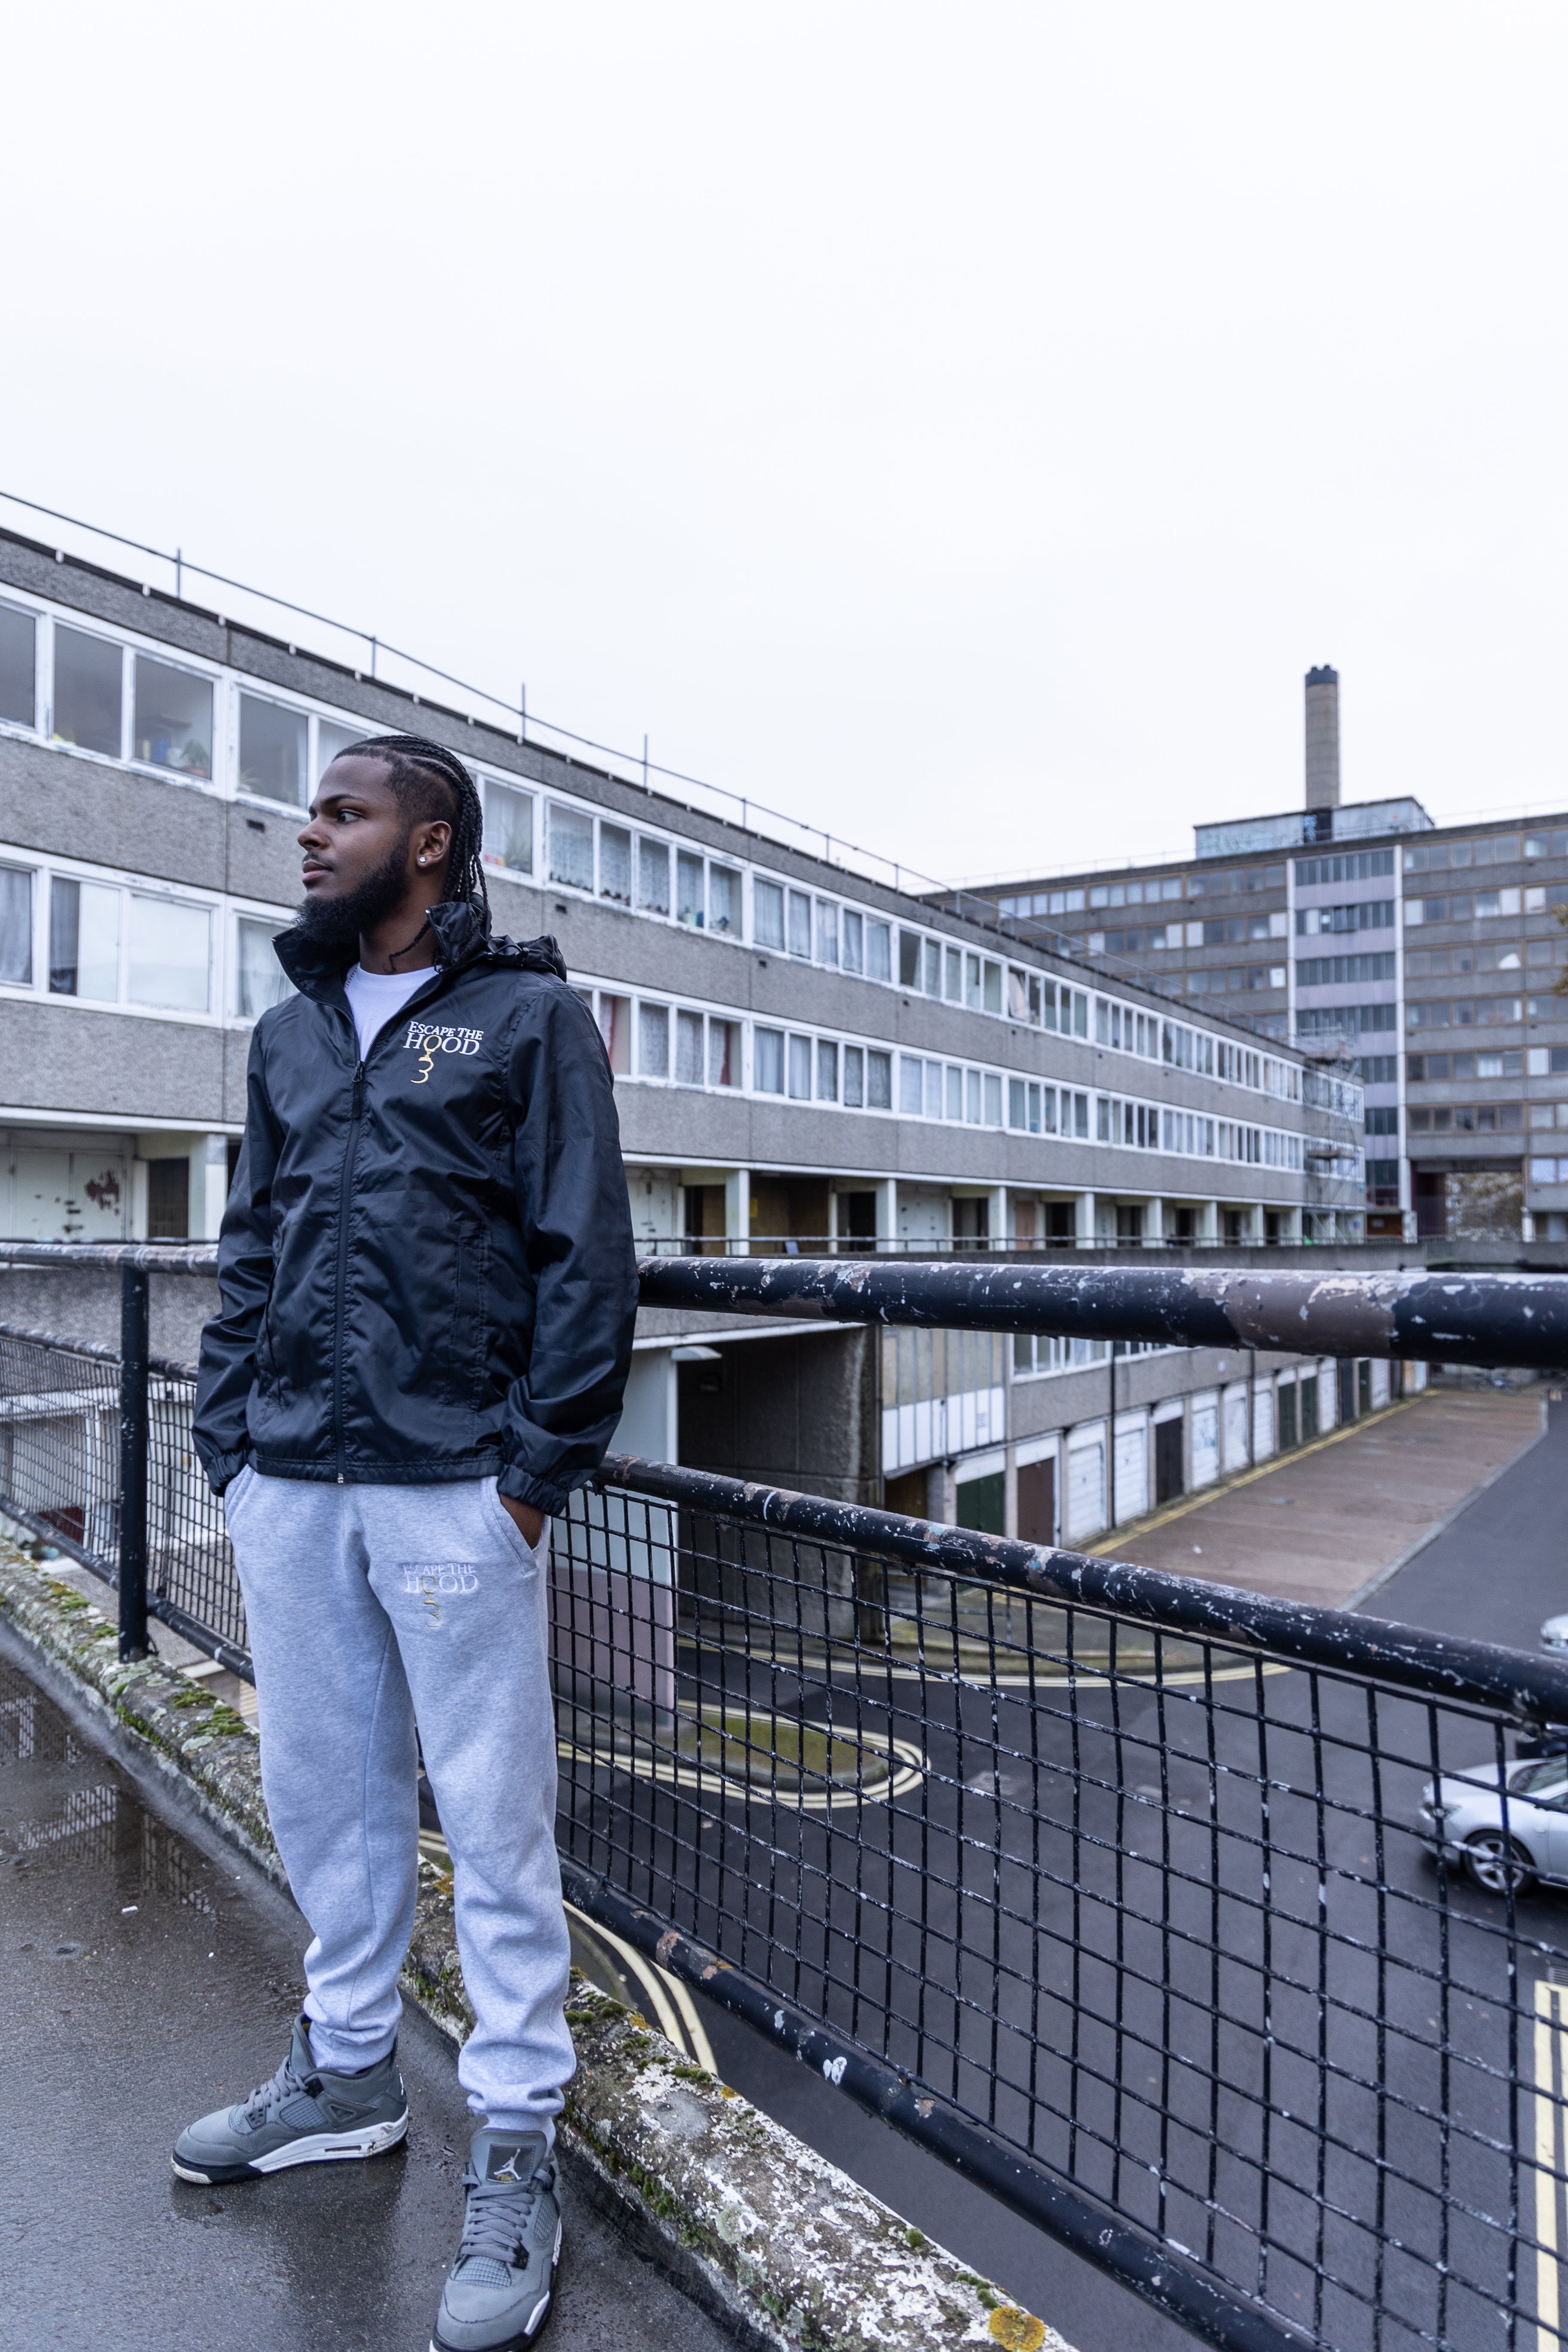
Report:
193,900,638,1511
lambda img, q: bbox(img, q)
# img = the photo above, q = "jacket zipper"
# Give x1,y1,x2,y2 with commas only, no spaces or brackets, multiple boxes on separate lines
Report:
332,1060,367,1483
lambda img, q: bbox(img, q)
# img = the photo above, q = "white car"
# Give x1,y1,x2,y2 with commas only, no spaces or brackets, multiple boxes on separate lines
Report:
1542,1614,1568,1657
1420,1754,1568,1893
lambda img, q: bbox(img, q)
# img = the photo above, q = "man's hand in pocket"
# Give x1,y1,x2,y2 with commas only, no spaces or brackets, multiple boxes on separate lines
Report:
499,1493,545,1549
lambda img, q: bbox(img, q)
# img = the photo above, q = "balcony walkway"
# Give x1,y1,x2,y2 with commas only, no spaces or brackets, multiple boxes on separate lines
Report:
0,1648,732,2352
1091,1384,1547,1608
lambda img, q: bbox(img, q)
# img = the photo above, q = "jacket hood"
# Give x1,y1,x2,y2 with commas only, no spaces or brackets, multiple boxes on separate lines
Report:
273,897,568,1000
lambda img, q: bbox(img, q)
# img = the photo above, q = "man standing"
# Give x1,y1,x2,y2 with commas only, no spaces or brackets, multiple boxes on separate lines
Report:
182,734,637,2352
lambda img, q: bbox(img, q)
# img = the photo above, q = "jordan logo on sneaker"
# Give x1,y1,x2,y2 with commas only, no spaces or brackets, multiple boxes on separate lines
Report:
491,2151,528,2182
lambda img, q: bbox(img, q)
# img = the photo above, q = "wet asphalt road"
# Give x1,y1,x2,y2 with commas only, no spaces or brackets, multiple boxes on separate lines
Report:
0,1647,731,2352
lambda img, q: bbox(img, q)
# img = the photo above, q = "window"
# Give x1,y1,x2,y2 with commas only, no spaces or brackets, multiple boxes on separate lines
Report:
898,929,921,987
983,959,1001,1014
53,626,122,756
983,1072,1003,1124
867,1049,892,1109
815,901,838,966
843,1046,864,1106
239,695,307,806
598,824,631,905
708,1020,738,1087
597,994,630,1074
962,1068,980,1124
787,1033,812,1098
676,852,705,928
129,895,211,1011
548,804,594,891
842,909,863,972
482,780,534,875
0,867,31,983
945,946,963,1002
637,838,671,916
0,604,36,727
1297,953,1396,986
1365,1105,1399,1136
754,1027,784,1092
236,918,294,1017
922,938,940,995
49,877,119,998
816,1040,838,1100
753,880,784,949
925,1060,943,1118
675,1009,704,1085
1525,830,1568,860
898,1054,923,1114
316,717,363,782
133,656,212,779
945,1064,963,1121
784,890,810,957
637,1001,669,1077
867,921,891,982
709,866,739,934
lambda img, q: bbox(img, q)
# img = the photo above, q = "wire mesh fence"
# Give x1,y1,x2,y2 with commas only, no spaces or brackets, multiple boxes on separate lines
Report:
0,1323,246,1667
554,1458,1568,2352
5,1305,1568,2349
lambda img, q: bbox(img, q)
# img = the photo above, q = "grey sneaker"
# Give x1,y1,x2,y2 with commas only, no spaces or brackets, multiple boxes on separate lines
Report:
432,2127,561,2351
172,2012,408,2184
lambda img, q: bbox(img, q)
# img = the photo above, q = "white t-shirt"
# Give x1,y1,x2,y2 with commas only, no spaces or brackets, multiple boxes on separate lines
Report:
343,963,439,1061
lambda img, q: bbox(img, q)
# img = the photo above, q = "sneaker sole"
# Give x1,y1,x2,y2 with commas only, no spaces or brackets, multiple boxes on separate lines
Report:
172,2110,409,2185
430,2222,560,2352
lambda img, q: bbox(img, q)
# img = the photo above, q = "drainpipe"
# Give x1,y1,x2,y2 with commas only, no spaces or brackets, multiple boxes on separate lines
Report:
1108,1340,1118,1529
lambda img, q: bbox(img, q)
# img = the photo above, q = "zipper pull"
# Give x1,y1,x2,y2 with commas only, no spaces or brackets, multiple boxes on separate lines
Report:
350,1061,366,1118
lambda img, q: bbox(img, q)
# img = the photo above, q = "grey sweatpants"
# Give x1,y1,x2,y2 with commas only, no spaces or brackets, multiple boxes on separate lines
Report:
223,1467,573,2138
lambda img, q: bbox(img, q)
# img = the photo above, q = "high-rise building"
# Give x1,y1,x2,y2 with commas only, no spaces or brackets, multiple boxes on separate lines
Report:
946,672,1568,1243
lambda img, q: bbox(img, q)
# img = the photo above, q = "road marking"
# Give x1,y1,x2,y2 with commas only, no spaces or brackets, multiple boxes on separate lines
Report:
556,1730,926,1807
697,1642,1292,1692
565,1902,717,2075
413,1828,717,2073
1536,1978,1567,2348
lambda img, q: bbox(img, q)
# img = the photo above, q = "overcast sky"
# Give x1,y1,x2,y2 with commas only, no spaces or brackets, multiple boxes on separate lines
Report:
3,4,1564,887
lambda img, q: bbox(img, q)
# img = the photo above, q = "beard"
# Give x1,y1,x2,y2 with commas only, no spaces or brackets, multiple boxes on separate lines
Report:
289,841,411,956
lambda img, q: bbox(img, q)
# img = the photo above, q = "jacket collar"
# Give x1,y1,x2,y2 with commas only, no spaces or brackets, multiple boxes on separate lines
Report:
273,899,568,1004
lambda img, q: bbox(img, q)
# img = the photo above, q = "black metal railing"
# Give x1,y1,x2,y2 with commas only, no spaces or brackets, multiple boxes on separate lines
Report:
4,1243,1568,2352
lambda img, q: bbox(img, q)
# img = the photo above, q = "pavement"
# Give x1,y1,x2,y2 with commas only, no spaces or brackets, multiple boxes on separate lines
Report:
1091,1384,1547,1607
0,1651,733,2352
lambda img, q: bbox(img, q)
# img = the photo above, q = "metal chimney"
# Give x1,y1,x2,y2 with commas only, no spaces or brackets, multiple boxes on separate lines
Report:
1305,665,1340,809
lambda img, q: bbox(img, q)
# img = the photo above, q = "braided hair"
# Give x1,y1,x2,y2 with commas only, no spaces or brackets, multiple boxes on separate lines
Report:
337,733,490,928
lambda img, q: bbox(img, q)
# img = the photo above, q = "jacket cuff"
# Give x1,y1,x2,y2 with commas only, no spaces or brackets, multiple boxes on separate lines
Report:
497,1464,572,1515
198,1445,250,1497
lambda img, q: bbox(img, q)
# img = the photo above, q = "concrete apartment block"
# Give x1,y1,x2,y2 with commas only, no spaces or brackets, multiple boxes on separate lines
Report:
0,525,1369,1544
